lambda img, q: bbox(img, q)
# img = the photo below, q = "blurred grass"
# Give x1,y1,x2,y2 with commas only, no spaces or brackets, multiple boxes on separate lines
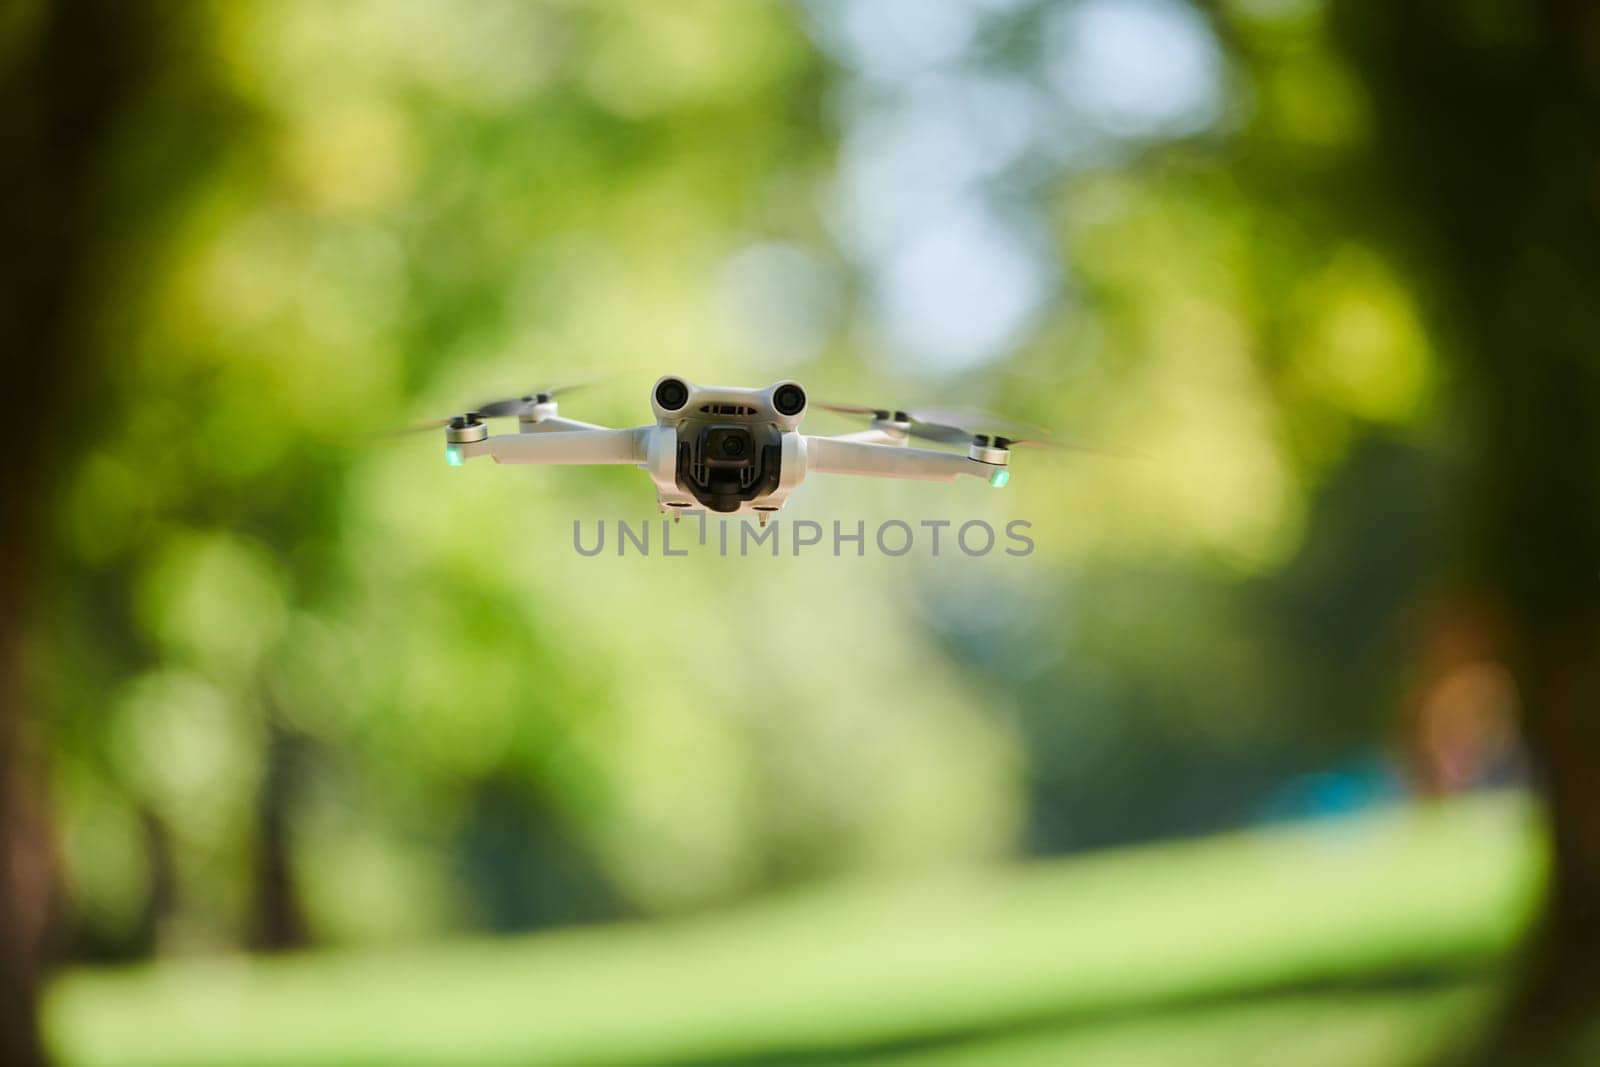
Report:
853,987,1486,1067
46,792,1539,1067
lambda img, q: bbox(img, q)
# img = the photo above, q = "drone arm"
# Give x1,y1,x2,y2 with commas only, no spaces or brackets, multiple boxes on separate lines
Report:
454,426,651,466
520,415,613,433
801,436,998,483
827,427,910,447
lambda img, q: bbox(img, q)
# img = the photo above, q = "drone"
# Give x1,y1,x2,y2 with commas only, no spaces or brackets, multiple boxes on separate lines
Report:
432,377,1063,520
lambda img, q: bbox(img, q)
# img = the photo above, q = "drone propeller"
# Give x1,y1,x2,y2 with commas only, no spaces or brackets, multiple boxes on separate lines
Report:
816,398,1135,458
814,400,899,418
817,400,1054,448
471,383,588,418
368,383,589,438
905,407,1052,441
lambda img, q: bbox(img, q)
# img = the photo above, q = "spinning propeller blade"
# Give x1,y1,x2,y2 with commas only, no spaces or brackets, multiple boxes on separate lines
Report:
814,400,893,418
818,400,1055,447
472,383,588,418
365,383,590,438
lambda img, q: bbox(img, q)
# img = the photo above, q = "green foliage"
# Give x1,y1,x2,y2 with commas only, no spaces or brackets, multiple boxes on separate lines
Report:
45,794,1539,1066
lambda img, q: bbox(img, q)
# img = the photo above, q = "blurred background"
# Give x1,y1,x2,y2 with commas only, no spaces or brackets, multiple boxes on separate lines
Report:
3,1,1598,1064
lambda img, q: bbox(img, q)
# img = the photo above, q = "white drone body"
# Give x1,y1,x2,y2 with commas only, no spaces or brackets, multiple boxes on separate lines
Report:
444,377,1014,519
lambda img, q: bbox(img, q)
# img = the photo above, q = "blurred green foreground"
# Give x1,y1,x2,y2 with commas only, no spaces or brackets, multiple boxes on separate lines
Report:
48,793,1539,1067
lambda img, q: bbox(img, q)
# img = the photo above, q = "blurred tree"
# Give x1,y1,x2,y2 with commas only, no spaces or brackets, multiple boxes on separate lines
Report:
1318,0,1600,1058
0,2,166,1063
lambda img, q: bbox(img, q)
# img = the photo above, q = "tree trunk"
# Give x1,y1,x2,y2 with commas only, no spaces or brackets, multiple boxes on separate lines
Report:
251,718,310,952
1489,602,1600,1060
0,655,53,1067
0,3,163,1061
1329,1,1600,1058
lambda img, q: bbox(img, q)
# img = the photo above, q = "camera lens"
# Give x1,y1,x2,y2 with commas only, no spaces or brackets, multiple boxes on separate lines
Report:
772,383,806,417
702,426,754,467
655,378,689,411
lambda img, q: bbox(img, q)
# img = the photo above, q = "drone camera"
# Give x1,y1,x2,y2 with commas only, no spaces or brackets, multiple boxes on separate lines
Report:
702,425,754,467
676,416,783,512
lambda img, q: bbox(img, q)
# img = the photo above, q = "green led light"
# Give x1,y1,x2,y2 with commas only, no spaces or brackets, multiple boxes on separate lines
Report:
989,468,1010,488
445,444,464,467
